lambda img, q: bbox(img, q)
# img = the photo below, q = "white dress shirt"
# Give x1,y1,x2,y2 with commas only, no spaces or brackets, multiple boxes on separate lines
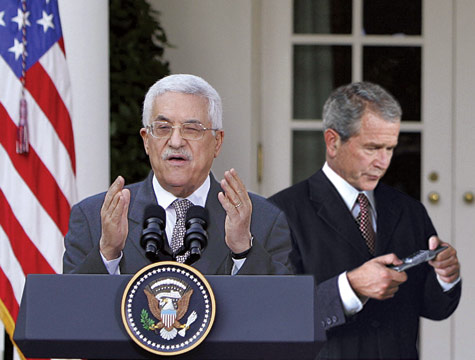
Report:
322,162,373,315
102,174,245,275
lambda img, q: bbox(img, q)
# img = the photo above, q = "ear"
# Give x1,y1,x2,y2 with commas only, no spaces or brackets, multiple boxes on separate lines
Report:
140,128,149,155
213,130,224,158
324,129,341,159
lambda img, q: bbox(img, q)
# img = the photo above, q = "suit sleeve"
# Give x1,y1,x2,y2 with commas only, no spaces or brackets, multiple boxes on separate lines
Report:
421,269,461,320
63,198,109,274
269,188,348,340
418,207,462,320
235,203,293,275
313,276,347,341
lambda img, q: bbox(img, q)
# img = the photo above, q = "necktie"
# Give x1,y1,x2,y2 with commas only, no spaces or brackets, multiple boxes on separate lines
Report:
356,193,376,255
170,199,193,263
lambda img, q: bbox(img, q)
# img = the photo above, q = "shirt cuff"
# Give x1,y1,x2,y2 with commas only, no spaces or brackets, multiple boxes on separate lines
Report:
100,251,123,275
437,274,461,292
338,271,364,316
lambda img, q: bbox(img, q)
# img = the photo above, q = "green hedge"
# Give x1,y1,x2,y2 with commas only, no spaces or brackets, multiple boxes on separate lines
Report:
109,0,170,184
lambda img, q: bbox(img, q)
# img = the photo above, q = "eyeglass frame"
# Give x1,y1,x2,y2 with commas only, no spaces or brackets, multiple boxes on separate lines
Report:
146,120,221,141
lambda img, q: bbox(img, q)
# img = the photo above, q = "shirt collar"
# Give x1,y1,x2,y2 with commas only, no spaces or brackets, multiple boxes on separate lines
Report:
322,162,376,213
152,174,210,209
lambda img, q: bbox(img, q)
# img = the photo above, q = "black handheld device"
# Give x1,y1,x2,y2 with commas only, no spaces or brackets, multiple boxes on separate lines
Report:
389,245,448,272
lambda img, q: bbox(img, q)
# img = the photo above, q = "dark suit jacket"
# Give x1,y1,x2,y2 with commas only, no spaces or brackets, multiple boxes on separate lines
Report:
63,172,292,275
270,169,461,359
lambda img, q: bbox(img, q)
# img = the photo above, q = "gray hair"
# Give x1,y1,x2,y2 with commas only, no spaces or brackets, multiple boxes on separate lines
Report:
142,74,223,129
322,82,402,142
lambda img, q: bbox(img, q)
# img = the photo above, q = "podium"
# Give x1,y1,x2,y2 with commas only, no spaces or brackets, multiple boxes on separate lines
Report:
14,274,322,359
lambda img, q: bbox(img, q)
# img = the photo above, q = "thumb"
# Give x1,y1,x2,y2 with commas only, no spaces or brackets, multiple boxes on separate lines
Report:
428,236,440,251
375,253,402,266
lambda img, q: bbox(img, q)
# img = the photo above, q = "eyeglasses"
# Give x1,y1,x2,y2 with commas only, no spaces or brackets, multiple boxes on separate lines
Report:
146,121,219,141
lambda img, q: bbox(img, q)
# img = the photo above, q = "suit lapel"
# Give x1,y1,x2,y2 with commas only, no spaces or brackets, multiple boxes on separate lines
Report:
309,170,371,259
122,172,157,272
374,184,402,255
193,173,229,274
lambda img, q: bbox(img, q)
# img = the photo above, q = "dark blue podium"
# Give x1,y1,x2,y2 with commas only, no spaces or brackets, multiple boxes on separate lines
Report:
14,274,322,359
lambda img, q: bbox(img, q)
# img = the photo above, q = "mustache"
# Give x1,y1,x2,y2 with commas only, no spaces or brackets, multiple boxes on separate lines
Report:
161,148,193,161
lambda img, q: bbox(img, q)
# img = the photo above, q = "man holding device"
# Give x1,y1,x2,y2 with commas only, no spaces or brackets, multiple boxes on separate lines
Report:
270,82,461,359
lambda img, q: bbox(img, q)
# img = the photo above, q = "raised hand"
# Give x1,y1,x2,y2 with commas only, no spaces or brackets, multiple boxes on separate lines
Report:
217,168,253,254
99,176,131,260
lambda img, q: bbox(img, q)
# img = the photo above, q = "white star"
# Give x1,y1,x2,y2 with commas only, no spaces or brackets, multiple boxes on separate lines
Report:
0,11,6,27
37,10,54,33
11,8,31,31
8,38,26,61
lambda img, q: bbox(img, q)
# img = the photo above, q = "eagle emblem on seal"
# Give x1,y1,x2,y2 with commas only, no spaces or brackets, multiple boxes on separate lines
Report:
142,277,197,340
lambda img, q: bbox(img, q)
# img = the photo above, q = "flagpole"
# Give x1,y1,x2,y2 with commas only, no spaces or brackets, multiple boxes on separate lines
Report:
3,330,13,360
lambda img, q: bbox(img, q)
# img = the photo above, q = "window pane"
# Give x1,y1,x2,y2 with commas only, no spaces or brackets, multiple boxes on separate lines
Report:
293,132,421,200
292,130,325,184
381,132,421,200
363,46,421,121
294,45,352,119
294,0,352,34
363,0,422,35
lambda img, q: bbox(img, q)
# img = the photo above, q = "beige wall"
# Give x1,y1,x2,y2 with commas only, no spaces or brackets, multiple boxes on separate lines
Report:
59,0,110,201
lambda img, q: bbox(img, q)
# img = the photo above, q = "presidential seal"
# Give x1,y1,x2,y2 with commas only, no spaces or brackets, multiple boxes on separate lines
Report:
121,262,216,356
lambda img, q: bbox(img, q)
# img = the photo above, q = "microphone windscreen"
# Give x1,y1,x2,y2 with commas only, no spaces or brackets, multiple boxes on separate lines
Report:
185,205,209,224
143,204,166,224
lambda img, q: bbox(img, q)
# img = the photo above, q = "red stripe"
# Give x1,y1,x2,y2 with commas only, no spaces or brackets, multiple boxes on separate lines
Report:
24,61,76,173
0,269,20,322
0,190,56,275
0,104,71,235
58,37,66,55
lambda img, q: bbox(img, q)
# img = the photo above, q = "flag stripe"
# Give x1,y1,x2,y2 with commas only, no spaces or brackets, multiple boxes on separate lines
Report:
1,3,76,357
58,37,66,55
0,225,26,310
0,271,20,330
39,42,73,116
0,190,56,275
0,57,77,207
0,105,71,235
0,145,64,274
1,292,18,340
26,60,76,173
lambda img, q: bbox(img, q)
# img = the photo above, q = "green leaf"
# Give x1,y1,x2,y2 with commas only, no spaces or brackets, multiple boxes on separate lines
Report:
140,309,155,331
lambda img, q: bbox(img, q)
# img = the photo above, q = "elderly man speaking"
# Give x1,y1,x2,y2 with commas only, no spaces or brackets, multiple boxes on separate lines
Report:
63,74,292,276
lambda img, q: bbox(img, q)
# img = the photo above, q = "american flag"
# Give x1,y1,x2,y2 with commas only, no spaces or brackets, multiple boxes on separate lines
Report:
0,0,76,357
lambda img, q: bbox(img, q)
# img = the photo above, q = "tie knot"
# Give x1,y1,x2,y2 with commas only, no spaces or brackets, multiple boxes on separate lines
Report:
173,199,193,219
357,193,370,210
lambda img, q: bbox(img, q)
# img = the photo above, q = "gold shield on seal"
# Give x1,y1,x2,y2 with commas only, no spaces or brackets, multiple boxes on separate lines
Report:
121,261,216,356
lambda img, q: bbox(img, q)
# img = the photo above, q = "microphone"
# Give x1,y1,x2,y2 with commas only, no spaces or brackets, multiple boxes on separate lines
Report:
140,204,168,262
183,205,209,265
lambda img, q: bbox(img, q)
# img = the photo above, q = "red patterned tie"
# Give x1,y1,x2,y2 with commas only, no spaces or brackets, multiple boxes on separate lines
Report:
356,193,376,255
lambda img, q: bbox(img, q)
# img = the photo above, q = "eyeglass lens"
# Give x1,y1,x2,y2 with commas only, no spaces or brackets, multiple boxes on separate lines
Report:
150,122,205,140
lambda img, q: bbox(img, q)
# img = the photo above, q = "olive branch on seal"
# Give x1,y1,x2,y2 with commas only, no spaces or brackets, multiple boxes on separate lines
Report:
140,309,155,331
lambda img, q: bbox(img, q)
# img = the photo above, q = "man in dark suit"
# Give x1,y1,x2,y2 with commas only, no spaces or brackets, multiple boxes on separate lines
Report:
63,74,291,275
270,82,461,359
